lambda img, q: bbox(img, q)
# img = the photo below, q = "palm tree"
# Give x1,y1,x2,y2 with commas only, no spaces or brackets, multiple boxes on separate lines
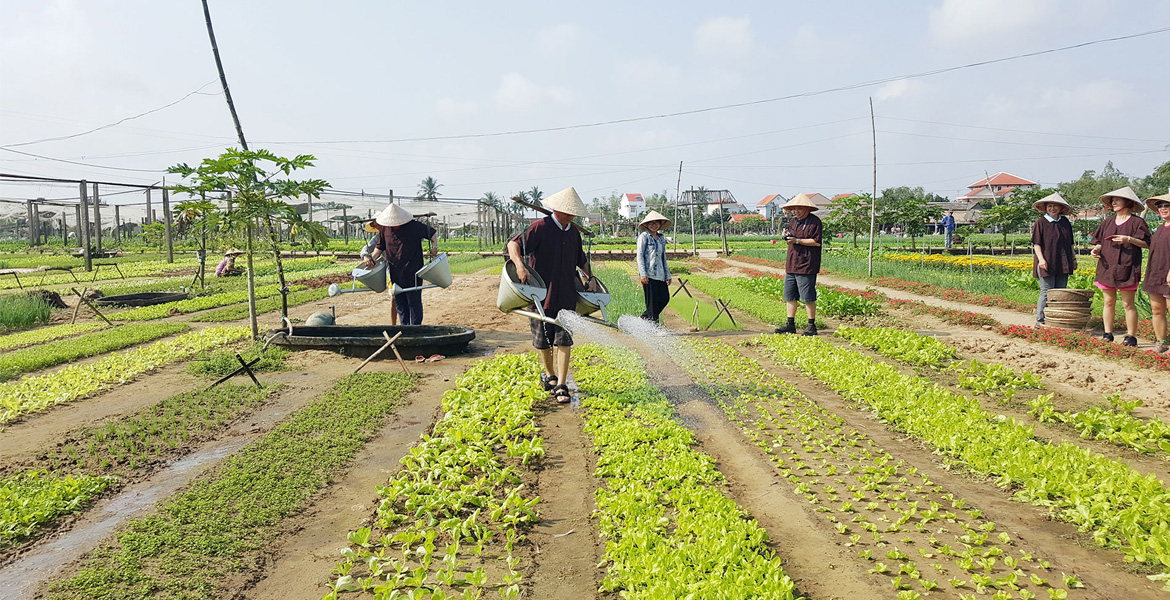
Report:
417,176,443,201
528,186,543,208
481,191,502,209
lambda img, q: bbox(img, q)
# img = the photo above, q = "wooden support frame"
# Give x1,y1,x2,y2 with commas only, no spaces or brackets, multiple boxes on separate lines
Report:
353,331,403,374
703,298,737,331
207,354,263,390
671,277,692,299
70,286,113,326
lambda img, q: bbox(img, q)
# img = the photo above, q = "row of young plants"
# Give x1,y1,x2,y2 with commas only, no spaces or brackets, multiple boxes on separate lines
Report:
1,383,275,552
108,284,301,321
594,263,645,322
680,337,1085,599
667,291,741,329
572,344,800,598
1028,394,1170,457
836,326,1169,463
749,333,1170,571
0,322,107,351
49,372,415,600
684,275,821,327
190,287,331,322
0,293,53,331
0,470,116,546
0,325,251,425
736,273,884,317
0,322,190,382
0,258,198,291
328,353,545,600
889,298,1001,328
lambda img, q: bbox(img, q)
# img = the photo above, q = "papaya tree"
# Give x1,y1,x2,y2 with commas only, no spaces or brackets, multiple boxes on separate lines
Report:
168,148,328,337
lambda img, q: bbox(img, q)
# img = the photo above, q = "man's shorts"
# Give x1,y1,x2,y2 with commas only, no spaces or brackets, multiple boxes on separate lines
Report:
783,273,818,303
531,318,573,350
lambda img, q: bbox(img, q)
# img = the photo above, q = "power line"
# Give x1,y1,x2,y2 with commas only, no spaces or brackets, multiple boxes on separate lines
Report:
0,80,222,149
879,116,1169,144
260,26,1170,145
0,147,166,173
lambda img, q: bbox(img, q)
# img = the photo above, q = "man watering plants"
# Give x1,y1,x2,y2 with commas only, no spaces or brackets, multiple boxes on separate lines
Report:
360,218,397,326
368,204,438,325
507,186,593,404
774,194,823,336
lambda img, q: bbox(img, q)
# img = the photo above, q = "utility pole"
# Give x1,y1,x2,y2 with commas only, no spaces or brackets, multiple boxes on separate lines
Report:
719,199,729,256
145,188,152,224
868,97,878,278
25,200,35,248
689,186,696,256
114,205,121,243
79,181,92,271
674,161,682,251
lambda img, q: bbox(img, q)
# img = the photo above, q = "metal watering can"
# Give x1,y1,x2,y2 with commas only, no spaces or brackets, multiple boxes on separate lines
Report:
391,253,452,296
328,259,388,297
497,261,617,329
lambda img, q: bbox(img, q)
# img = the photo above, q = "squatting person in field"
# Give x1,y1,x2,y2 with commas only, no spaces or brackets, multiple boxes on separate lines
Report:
636,210,672,324
507,187,593,404
215,248,244,277
360,218,396,326
1031,192,1077,327
1091,186,1150,347
774,193,823,336
368,204,438,325
1144,193,1170,354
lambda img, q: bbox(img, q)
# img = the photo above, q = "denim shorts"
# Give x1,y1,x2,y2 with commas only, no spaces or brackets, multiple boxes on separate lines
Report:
783,273,818,303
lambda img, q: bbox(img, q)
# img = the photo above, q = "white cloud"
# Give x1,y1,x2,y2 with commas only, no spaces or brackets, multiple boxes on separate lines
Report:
694,16,753,59
436,98,480,124
616,58,683,89
875,79,927,101
494,73,572,112
1037,80,1131,113
929,0,1059,45
537,23,585,58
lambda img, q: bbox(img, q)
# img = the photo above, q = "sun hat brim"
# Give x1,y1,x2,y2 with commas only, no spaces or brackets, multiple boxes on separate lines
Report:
375,204,414,227
638,210,672,231
542,187,588,216
1033,192,1072,215
1146,194,1170,213
782,193,819,212
1100,186,1140,210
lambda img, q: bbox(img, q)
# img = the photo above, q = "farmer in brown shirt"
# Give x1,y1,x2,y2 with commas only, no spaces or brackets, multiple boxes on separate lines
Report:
507,187,592,403
1091,186,1150,346
1144,194,1170,354
1030,192,1077,326
775,194,823,336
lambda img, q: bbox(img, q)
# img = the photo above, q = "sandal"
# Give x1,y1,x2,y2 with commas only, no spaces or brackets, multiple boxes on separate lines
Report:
540,373,559,392
551,384,572,404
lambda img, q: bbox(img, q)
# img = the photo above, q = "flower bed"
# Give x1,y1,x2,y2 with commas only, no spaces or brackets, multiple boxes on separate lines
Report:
888,298,1001,328
873,277,1034,312
996,324,1170,372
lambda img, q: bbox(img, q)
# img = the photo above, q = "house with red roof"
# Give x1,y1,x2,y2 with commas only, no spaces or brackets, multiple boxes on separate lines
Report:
755,194,786,220
618,193,646,219
960,173,1036,203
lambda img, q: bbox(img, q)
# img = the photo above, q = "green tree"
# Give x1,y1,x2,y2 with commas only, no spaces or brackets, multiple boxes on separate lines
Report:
1135,159,1170,199
1056,161,1132,212
169,148,327,337
827,193,871,249
878,187,941,249
173,196,219,287
527,186,543,209
980,187,1050,247
417,176,443,201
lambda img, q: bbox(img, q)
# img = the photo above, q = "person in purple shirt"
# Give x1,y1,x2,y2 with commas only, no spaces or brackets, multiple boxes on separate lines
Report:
215,249,244,277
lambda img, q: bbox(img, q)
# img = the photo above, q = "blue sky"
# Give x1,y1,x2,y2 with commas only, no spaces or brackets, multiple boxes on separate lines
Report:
2,0,1169,220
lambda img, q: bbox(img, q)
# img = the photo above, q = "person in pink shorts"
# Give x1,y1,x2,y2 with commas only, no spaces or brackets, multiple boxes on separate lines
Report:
1090,186,1150,346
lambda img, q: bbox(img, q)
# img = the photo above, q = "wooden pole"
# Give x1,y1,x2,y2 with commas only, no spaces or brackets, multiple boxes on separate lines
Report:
353,331,403,374
145,188,152,224
61,213,67,246
867,97,878,278
73,205,81,249
93,183,102,253
79,181,92,271
674,161,682,251
162,184,173,263
114,205,121,243
26,200,35,247
342,206,349,244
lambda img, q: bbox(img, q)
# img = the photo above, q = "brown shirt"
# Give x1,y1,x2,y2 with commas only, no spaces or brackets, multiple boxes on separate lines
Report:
512,216,588,314
1092,215,1151,288
1144,222,1170,297
784,213,823,275
1031,216,1076,278
376,220,436,286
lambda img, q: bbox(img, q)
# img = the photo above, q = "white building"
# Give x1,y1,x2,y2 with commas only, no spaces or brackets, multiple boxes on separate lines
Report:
755,194,786,220
618,193,646,219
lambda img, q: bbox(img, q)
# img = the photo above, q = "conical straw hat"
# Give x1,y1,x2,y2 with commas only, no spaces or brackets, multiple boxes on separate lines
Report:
1100,186,1140,210
1033,192,1072,215
224,248,244,256
362,219,378,233
638,210,672,231
782,193,819,211
375,204,413,227
542,187,587,216
1146,193,1170,213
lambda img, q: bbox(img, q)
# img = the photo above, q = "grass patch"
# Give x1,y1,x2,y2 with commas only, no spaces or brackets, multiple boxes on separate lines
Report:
595,264,643,322
0,294,52,331
447,253,503,274
186,342,291,377
0,322,190,382
48,372,415,600
668,292,741,329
